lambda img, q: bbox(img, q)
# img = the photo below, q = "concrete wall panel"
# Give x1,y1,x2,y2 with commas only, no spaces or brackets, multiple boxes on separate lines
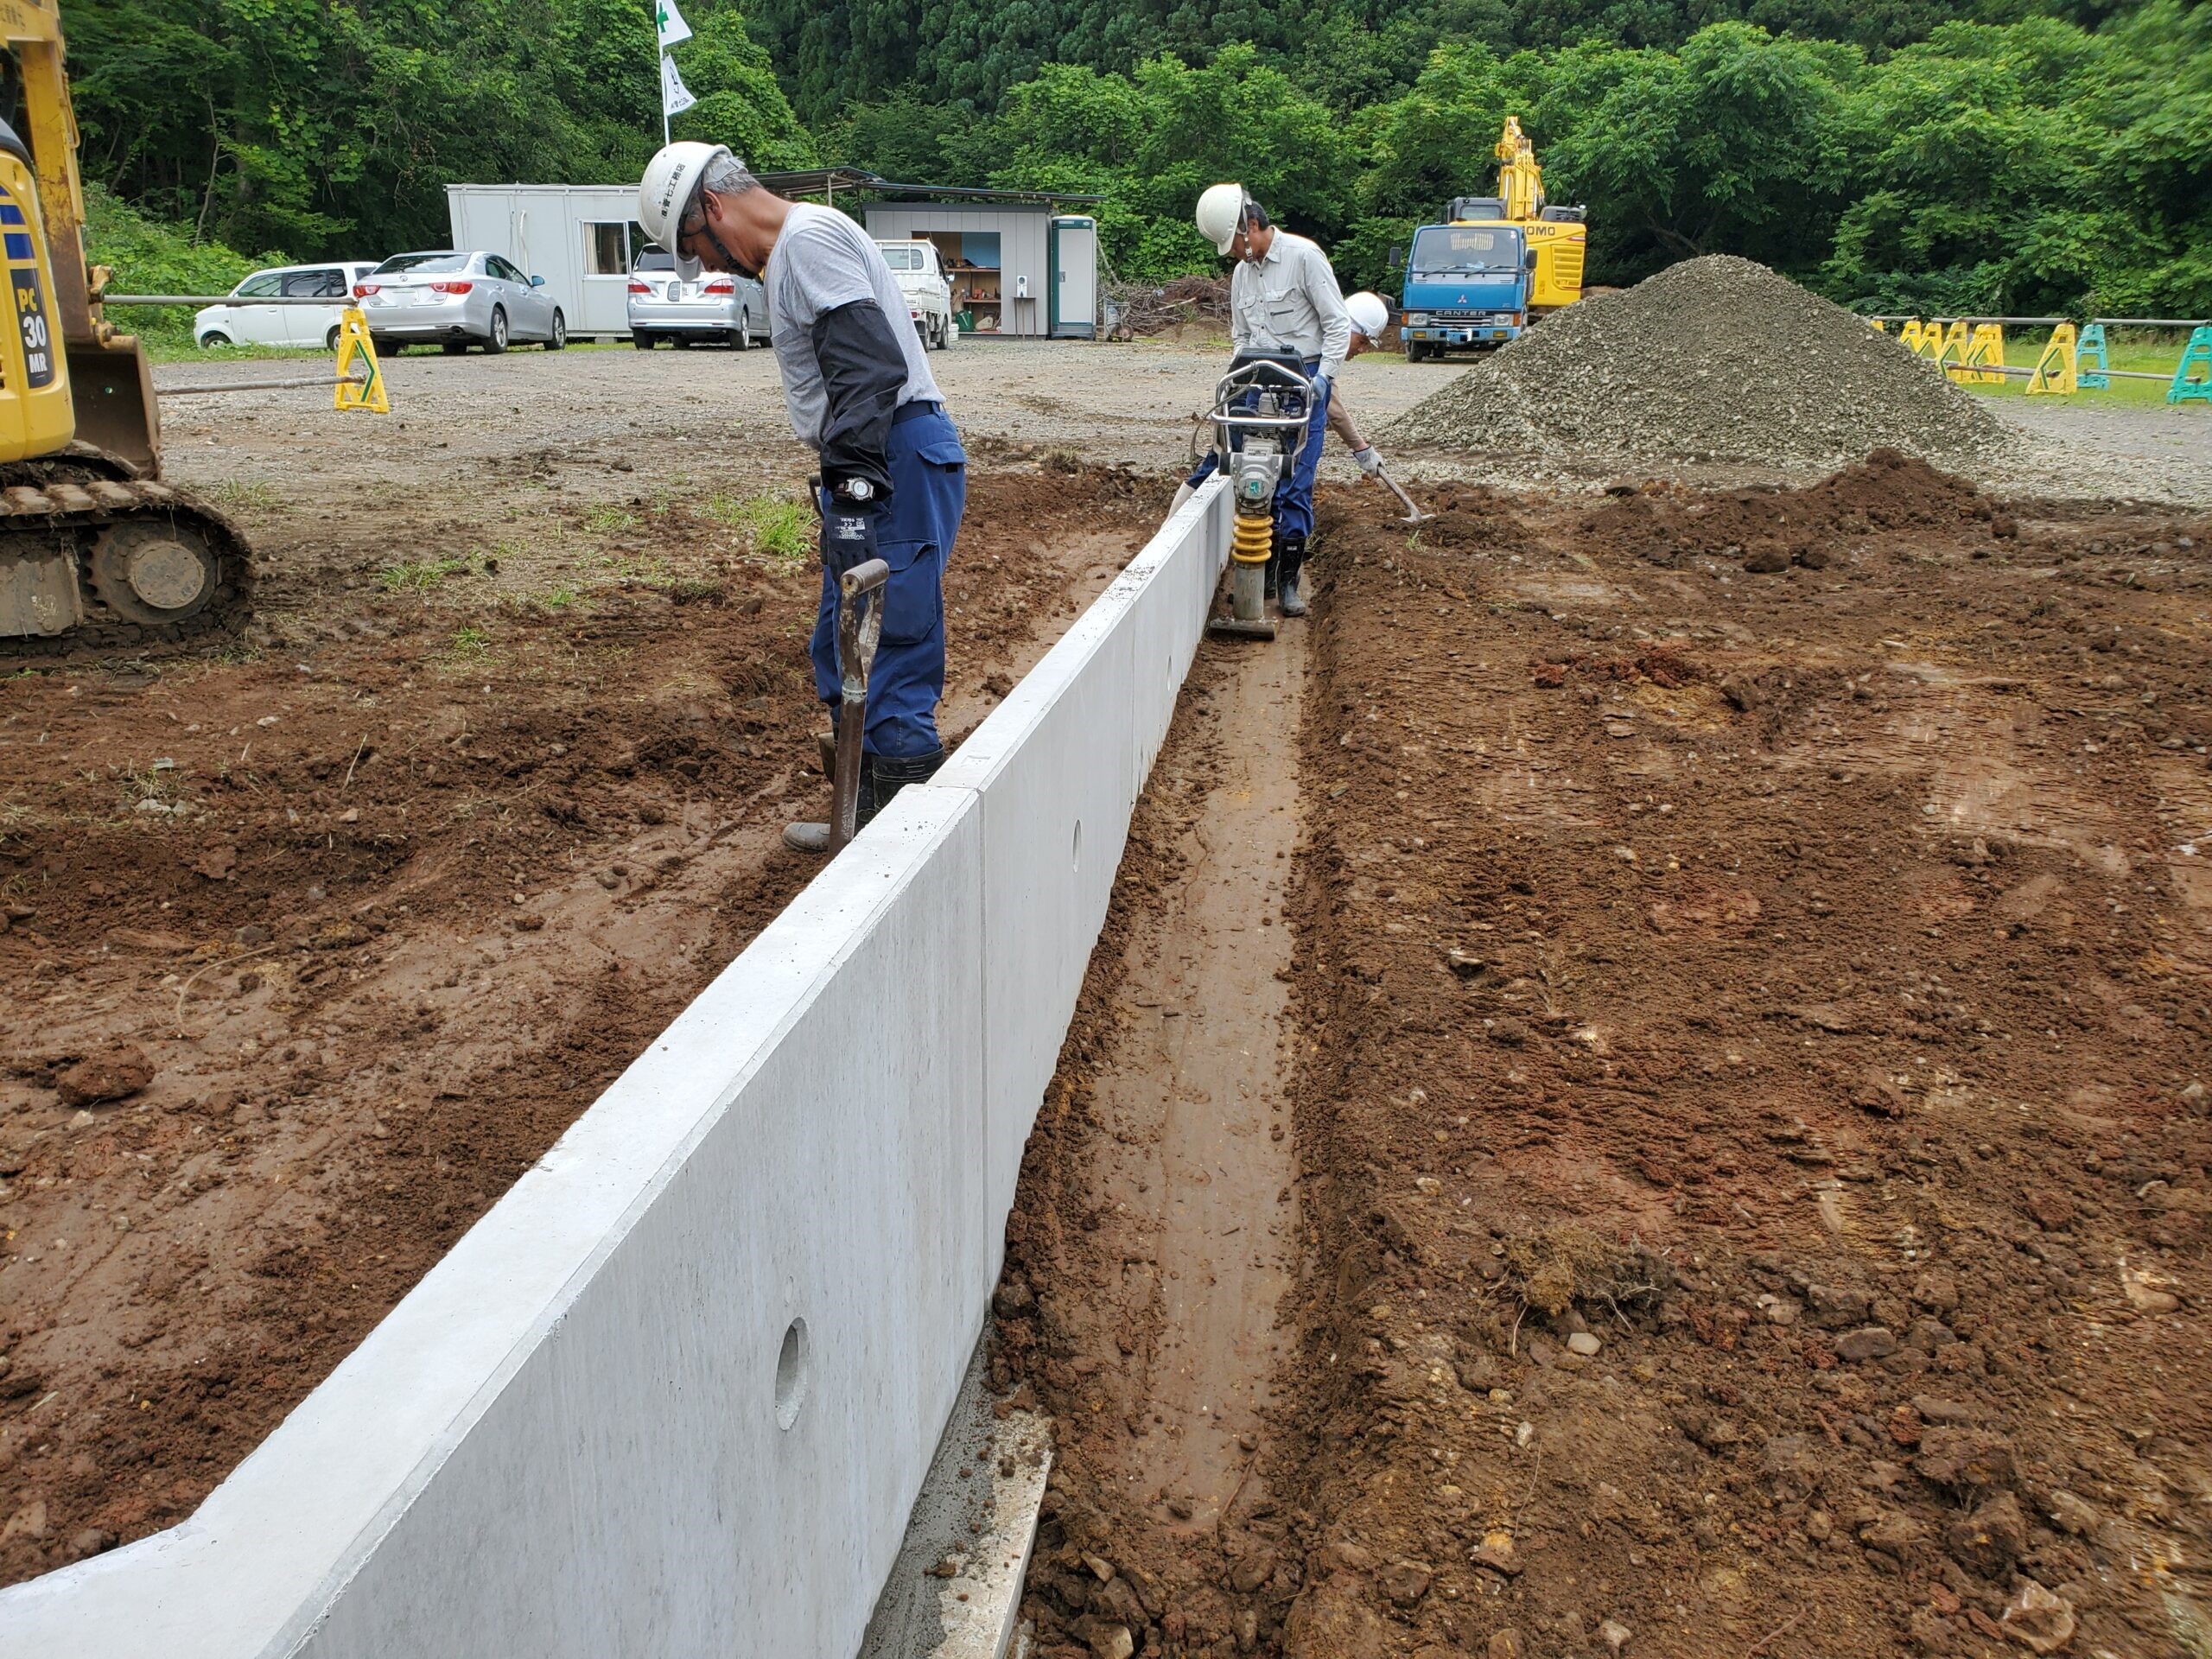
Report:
933,483,1230,1235
0,480,1230,1659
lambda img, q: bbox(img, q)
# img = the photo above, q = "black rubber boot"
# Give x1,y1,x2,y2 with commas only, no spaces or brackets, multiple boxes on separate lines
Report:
1275,533,1308,617
859,746,945,827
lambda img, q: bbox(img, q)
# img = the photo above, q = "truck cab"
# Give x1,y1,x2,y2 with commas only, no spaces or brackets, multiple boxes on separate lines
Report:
874,238,955,352
1396,224,1535,361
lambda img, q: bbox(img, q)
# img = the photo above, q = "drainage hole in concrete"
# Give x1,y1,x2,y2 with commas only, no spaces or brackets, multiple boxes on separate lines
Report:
1072,817,1084,873
775,1317,810,1430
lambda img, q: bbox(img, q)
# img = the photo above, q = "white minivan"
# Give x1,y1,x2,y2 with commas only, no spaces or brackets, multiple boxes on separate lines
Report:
194,261,380,351
875,240,954,351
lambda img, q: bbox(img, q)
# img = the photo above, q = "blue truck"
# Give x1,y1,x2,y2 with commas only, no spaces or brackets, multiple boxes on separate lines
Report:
1394,220,1538,361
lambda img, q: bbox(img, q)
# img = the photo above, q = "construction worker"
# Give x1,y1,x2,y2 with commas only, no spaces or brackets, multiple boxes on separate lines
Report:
639,143,964,855
1329,290,1391,482
1180,184,1351,619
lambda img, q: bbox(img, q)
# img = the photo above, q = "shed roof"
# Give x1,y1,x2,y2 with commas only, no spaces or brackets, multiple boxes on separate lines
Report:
755,169,1103,207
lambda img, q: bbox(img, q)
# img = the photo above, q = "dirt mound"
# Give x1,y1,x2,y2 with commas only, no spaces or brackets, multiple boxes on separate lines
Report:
1584,447,2007,572
1385,255,2012,469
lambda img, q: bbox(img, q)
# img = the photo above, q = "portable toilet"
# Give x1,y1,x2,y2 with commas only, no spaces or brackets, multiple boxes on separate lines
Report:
1050,216,1097,340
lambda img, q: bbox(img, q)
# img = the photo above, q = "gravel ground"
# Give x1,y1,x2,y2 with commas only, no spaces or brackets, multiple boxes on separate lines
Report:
150,333,2212,524
151,336,1448,495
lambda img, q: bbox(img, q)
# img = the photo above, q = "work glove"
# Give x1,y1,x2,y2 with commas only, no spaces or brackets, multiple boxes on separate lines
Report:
822,495,880,579
1352,445,1384,477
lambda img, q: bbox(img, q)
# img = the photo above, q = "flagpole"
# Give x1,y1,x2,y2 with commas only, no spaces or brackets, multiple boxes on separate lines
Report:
655,0,668,147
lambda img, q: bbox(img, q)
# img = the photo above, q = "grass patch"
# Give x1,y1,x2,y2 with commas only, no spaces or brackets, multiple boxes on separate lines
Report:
380,556,472,594
705,492,812,562
444,626,494,664
207,480,281,512
582,502,639,534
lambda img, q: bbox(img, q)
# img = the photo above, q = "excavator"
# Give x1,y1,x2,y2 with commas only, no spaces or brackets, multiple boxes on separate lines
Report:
0,0,250,658
1449,116,1586,317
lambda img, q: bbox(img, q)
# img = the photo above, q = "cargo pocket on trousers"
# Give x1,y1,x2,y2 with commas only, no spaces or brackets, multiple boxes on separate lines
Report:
875,539,942,649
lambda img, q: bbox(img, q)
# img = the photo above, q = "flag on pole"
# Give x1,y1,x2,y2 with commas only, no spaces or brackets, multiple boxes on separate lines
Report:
656,0,692,50
662,53,697,117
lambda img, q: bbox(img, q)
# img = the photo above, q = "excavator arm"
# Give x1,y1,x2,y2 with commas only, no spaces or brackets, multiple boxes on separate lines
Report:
1494,115,1545,224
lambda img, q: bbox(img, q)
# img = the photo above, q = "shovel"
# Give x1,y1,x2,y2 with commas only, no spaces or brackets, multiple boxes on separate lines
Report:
1373,461,1434,525
830,557,890,852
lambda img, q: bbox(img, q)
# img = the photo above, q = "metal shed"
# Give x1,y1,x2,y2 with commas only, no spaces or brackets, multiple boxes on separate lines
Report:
445,184,645,340
858,199,1097,340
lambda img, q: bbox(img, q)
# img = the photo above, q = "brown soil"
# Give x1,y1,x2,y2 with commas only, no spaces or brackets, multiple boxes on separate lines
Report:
0,464,1166,1584
1005,461,2212,1658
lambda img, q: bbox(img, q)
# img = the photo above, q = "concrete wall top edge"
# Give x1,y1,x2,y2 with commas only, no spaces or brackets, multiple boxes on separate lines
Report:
934,478,1226,792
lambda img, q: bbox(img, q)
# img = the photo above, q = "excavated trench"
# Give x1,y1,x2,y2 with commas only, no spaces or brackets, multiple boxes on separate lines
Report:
997,467,2212,1659
995,618,1314,1653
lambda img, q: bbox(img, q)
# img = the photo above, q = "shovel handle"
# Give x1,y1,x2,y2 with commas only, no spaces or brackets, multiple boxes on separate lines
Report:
840,556,890,599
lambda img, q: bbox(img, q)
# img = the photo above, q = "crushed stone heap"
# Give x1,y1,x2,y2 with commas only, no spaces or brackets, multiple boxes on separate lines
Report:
1383,254,2013,469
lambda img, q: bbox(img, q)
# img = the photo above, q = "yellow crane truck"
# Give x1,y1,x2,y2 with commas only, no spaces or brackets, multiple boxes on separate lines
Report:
0,0,250,658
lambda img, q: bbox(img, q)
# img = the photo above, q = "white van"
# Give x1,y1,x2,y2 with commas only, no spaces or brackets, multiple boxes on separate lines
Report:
194,261,380,351
874,239,954,351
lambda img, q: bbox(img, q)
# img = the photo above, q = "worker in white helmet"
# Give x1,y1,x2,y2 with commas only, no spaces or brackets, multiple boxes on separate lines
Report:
1327,290,1392,480
1179,183,1351,619
639,142,965,855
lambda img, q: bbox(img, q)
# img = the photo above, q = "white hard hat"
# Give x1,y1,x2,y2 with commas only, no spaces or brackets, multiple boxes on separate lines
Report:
1346,290,1389,341
639,141,734,280
1195,183,1249,256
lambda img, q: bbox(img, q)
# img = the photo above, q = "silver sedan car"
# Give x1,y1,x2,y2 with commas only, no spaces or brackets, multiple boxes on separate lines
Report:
627,247,768,350
358,251,567,354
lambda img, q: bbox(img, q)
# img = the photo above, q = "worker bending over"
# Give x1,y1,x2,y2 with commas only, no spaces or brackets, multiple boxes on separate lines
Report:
1179,185,1351,619
1328,291,1392,480
639,143,966,855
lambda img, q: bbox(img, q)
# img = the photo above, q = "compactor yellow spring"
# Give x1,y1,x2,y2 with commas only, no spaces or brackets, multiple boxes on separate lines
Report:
1230,512,1273,566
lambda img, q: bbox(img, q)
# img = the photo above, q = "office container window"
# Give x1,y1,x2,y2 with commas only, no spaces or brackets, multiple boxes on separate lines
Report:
583,222,629,276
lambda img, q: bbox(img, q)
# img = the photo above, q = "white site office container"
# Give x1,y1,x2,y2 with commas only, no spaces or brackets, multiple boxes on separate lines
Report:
446,184,645,340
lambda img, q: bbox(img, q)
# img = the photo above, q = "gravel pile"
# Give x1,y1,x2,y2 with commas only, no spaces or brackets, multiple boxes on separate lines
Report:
1383,255,2013,469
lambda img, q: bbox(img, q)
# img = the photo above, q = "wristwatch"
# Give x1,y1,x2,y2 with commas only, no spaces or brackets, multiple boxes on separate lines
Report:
833,477,876,504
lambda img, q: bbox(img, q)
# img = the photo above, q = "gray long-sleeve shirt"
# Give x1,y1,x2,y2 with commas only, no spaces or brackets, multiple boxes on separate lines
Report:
1230,230,1351,378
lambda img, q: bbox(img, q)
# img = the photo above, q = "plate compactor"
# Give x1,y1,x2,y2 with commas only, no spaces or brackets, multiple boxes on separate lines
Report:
1205,353,1317,643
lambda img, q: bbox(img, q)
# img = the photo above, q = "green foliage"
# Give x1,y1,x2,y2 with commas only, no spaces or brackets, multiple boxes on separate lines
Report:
67,0,2212,323
70,0,813,260
80,184,283,347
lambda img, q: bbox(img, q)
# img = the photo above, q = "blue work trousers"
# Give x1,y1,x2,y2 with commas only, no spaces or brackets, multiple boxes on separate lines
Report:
810,402,966,759
1183,358,1331,541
